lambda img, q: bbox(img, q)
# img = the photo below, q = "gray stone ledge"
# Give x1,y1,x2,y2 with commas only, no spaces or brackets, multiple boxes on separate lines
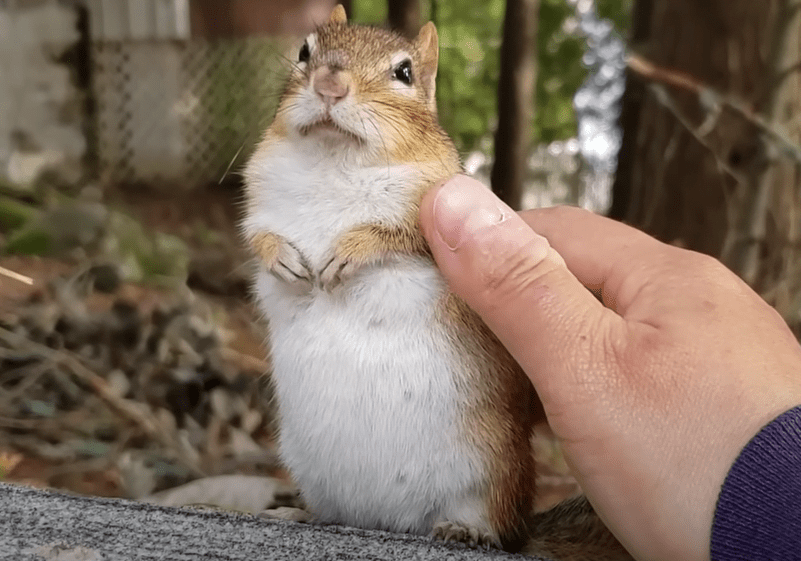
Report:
0,482,542,560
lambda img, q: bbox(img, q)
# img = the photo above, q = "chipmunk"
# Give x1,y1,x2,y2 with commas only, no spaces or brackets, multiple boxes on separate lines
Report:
242,6,632,560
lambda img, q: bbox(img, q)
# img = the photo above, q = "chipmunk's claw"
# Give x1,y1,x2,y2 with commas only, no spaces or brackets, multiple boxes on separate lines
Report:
250,232,312,286
431,521,497,549
271,243,313,286
319,254,359,291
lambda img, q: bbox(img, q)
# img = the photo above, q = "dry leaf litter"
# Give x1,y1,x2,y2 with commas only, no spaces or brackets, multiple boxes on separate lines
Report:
0,265,280,501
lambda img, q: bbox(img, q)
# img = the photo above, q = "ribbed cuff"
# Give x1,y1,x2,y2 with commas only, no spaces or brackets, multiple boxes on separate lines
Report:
710,404,801,561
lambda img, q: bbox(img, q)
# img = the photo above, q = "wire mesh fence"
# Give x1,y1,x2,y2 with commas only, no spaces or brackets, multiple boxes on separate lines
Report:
92,37,287,187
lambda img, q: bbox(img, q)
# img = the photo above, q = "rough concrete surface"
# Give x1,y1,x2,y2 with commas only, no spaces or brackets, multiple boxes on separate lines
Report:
0,482,547,561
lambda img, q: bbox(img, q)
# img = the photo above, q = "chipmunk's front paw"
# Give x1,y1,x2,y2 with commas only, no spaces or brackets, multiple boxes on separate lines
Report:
319,252,361,291
251,233,313,286
319,226,386,291
273,247,313,286
431,521,498,549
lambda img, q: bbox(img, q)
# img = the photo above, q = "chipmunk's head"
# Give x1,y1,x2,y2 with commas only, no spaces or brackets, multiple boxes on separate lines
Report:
274,5,450,162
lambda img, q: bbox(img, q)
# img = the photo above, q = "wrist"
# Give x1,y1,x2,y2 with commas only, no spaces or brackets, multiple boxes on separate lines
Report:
710,404,801,560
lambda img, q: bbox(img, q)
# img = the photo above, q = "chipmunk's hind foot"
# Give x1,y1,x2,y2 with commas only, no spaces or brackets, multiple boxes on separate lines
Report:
259,506,312,523
431,520,498,549
259,487,311,522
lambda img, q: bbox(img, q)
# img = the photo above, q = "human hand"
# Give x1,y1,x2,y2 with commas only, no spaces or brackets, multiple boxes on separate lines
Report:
418,175,801,561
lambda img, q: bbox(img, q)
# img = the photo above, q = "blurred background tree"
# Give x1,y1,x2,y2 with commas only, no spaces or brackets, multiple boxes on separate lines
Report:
491,0,539,210
613,0,801,334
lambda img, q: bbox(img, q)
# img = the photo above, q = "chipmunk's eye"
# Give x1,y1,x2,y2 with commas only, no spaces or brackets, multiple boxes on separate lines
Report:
298,41,311,63
393,59,413,85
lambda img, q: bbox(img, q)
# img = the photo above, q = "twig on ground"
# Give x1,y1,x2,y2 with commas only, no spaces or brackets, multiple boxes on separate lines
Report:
0,326,206,478
0,265,33,285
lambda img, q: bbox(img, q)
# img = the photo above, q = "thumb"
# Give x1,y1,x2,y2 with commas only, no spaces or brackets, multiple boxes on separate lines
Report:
419,175,615,397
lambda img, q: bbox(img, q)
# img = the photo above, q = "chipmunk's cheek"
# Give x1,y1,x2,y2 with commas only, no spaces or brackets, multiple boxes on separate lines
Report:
389,82,417,98
286,88,326,131
342,105,381,143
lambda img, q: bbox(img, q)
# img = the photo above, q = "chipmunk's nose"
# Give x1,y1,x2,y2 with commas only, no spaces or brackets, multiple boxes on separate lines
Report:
312,67,349,107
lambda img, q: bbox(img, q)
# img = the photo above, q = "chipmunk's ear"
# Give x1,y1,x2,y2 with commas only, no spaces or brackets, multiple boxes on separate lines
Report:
328,4,347,25
414,22,439,112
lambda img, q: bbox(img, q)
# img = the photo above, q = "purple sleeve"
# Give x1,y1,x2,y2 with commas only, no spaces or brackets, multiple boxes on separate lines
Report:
710,404,801,561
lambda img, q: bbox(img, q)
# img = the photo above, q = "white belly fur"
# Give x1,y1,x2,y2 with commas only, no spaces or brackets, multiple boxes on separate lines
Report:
246,143,489,535
254,259,486,534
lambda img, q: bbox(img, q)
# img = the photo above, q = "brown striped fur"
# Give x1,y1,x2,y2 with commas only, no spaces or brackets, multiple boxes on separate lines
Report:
439,293,545,550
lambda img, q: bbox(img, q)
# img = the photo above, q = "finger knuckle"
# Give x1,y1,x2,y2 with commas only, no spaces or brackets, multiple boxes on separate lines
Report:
480,238,555,302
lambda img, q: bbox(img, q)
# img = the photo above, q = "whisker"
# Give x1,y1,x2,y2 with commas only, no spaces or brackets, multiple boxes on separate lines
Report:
364,107,392,177
220,143,246,184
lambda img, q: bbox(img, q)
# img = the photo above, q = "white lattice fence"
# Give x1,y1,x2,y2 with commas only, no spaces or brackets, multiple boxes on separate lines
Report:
92,37,286,187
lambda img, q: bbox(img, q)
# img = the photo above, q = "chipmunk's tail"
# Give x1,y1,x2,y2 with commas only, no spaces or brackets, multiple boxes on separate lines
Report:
522,495,634,561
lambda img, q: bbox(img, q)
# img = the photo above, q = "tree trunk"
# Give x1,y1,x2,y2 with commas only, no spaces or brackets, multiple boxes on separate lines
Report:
607,0,653,221
612,0,801,331
387,0,421,39
490,0,539,210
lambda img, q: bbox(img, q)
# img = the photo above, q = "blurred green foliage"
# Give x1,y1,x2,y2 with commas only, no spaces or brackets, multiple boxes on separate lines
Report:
0,191,189,286
596,0,633,32
351,0,631,153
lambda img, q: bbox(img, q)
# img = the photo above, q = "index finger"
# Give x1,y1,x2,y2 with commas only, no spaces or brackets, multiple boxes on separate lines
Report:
519,206,681,315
